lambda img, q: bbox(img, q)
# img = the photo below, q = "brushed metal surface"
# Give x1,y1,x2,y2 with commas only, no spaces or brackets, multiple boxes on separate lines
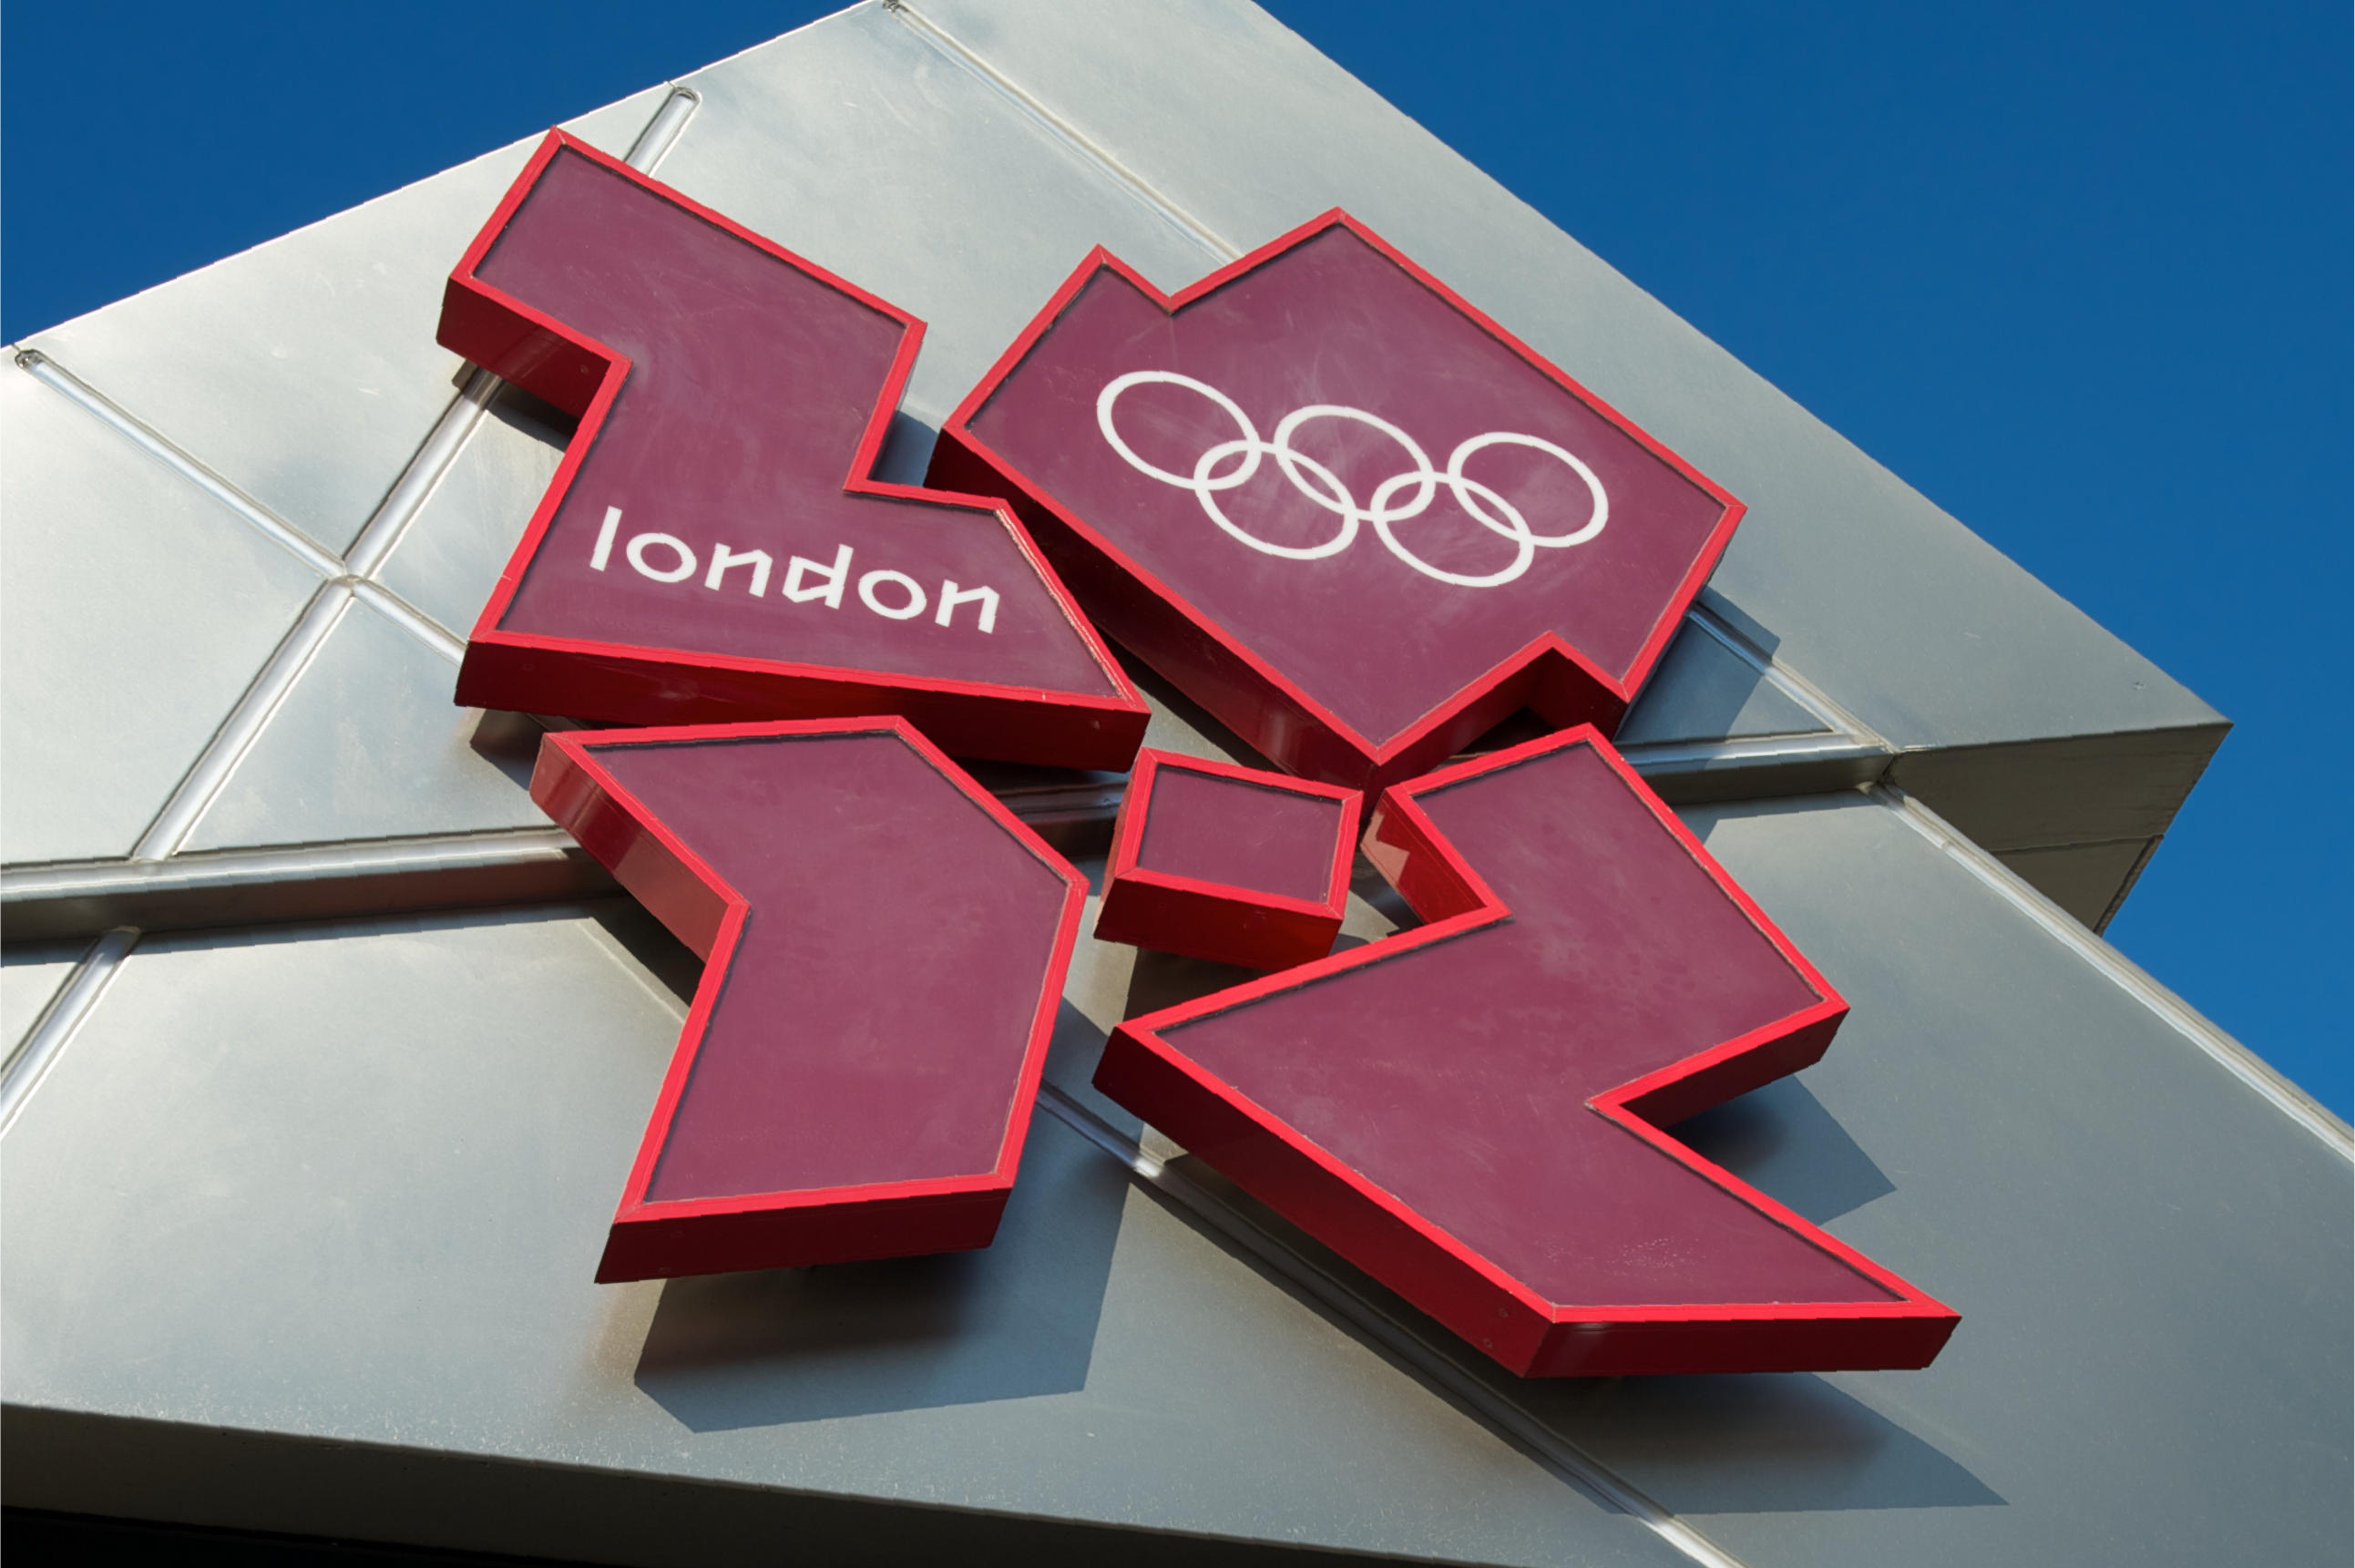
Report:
0,943,86,1057
1618,620,1831,746
0,368,320,866
653,7,1223,424
181,596,547,853
370,385,570,640
5,794,2345,1565
0,900,1684,1568
15,91,671,557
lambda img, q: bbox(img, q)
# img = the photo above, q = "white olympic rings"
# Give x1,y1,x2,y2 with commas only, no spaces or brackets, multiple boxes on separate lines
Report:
1095,370,1607,589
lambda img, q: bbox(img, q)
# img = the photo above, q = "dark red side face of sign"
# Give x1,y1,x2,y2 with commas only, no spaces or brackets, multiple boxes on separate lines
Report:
932,213,1743,789
530,719,1085,1282
442,132,1147,772
1096,730,1959,1377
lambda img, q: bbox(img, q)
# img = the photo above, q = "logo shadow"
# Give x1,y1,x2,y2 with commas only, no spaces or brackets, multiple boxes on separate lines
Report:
630,1001,1129,1432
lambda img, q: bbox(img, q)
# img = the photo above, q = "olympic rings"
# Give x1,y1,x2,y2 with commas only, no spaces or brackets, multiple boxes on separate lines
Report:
1095,370,1608,589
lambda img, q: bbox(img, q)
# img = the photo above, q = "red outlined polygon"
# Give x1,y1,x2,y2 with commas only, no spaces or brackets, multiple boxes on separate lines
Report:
442,130,1148,771
531,717,1087,1282
932,210,1746,791
1095,727,1959,1377
1094,750,1361,971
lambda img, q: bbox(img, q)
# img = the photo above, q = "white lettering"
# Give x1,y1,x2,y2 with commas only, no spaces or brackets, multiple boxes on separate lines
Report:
589,506,623,570
783,544,853,609
859,569,927,621
626,532,697,583
704,544,773,597
934,580,998,634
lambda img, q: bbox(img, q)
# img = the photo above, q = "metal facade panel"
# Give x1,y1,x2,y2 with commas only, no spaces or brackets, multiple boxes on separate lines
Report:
1617,623,1831,746
3,797,2342,1564
902,0,2221,754
0,902,1680,1568
371,388,569,640
1551,792,2350,1567
14,91,671,557
651,9,1226,425
0,944,84,1056
0,370,322,866
180,598,546,853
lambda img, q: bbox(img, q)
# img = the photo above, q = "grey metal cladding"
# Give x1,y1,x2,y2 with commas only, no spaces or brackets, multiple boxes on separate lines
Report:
4,792,2344,1564
0,943,87,1058
901,0,2224,756
1617,621,1833,746
180,596,549,853
0,369,321,866
0,902,1684,1568
1994,837,2156,930
372,386,570,640
1602,792,2351,1568
655,8,1232,423
14,90,671,559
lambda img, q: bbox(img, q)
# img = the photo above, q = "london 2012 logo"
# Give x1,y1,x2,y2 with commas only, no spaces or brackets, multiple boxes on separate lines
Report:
443,130,1958,1379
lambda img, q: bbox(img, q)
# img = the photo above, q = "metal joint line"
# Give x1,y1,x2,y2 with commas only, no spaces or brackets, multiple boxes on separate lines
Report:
15,348,467,669
1684,603,1892,753
0,927,139,1138
625,85,703,173
4,829,589,902
352,579,466,663
130,585,356,862
1871,783,2354,1158
15,349,343,579
882,3,1240,262
343,367,501,579
1033,1083,1749,1568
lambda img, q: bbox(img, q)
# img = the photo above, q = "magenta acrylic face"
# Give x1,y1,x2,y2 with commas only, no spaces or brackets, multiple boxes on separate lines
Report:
938,214,1744,786
1096,730,1960,1377
529,719,1085,1283
441,134,1146,772
1094,751,1359,973
1138,766,1346,904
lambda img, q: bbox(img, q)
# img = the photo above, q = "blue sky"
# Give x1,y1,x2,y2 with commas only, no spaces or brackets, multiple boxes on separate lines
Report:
5,2,2346,1115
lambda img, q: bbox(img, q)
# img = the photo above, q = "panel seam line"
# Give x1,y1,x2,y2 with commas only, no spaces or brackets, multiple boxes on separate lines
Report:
881,2,1241,261
1871,783,2352,1157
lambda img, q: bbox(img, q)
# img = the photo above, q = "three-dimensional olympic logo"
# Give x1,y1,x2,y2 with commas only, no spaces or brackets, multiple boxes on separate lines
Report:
443,129,1959,1379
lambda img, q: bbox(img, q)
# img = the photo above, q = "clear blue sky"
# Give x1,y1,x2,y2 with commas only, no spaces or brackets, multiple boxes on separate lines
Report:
5,2,2347,1115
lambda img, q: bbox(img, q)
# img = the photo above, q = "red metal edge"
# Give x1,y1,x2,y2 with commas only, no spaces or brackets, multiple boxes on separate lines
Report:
1096,726,1960,1376
528,714,1087,1282
442,129,1148,771
933,210,1744,784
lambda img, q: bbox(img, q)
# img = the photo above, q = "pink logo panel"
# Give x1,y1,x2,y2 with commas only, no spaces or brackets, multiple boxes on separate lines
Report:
1096,729,1959,1377
530,719,1085,1282
936,213,1742,788
442,131,1147,771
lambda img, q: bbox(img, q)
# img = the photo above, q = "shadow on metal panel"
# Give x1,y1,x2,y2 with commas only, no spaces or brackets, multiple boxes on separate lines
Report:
1531,1373,2008,1514
631,1001,1129,1430
1668,1077,1898,1225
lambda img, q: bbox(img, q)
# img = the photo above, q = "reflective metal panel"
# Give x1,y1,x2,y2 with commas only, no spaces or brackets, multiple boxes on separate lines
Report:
0,942,86,1057
656,9,1221,423
1618,620,1830,746
0,369,321,866
182,597,548,853
905,0,2221,755
16,90,671,558
371,387,569,639
0,901,1681,1568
